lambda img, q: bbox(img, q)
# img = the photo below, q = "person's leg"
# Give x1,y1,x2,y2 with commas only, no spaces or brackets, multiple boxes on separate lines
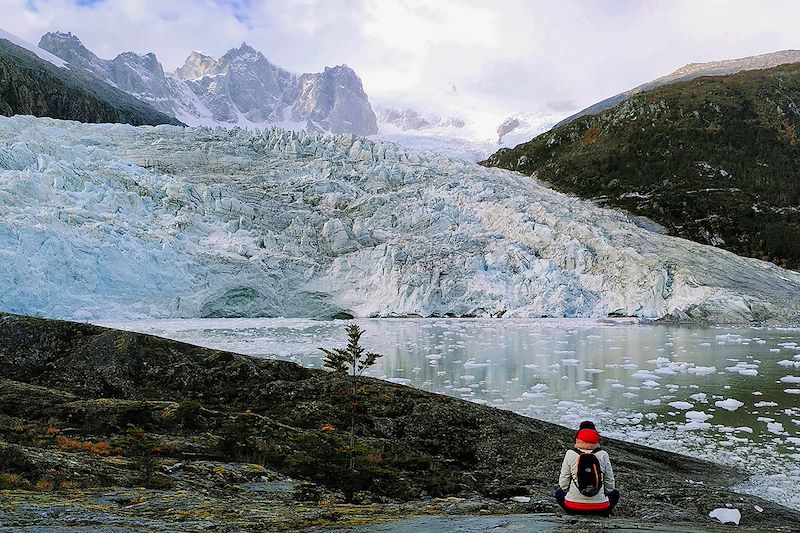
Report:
608,489,620,510
554,488,567,510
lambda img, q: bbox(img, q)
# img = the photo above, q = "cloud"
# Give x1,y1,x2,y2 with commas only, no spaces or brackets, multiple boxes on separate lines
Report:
2,0,800,119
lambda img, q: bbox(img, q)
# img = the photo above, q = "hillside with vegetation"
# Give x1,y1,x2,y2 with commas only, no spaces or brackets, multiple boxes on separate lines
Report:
0,39,183,126
482,62,800,270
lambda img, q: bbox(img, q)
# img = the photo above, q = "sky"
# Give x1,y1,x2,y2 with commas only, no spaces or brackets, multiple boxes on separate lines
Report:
4,0,800,118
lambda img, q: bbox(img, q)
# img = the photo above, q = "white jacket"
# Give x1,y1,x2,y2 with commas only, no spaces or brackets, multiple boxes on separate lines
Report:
558,448,615,504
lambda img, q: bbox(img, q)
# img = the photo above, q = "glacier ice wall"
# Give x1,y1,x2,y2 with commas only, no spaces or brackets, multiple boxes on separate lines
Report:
2,115,800,322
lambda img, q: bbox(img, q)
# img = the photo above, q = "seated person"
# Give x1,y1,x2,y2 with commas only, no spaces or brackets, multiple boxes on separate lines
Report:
555,424,620,516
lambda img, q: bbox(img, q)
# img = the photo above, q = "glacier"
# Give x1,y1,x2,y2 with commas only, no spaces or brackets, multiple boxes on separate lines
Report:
2,114,800,322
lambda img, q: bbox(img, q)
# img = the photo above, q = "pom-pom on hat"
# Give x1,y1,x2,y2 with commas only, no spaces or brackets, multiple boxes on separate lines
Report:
578,420,596,430
576,428,600,444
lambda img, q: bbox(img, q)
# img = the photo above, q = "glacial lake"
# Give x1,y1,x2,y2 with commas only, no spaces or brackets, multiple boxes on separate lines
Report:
97,318,800,510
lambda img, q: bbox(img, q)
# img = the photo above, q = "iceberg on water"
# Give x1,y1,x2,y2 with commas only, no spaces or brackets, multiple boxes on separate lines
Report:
709,507,741,525
3,115,800,321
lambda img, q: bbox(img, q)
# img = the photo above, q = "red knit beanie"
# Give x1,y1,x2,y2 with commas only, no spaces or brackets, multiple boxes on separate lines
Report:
576,428,600,444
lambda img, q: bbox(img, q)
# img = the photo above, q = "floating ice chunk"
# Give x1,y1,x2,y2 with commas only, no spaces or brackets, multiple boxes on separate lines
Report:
754,401,778,407
623,392,638,399
576,380,592,387
561,358,581,365
584,368,604,374
632,370,661,380
716,334,744,344
767,421,785,434
734,426,753,433
787,437,800,445
644,399,661,406
687,366,716,375
689,392,708,403
685,410,713,422
531,383,549,392
785,389,800,394
426,354,442,360
611,383,625,389
715,399,744,411
654,367,678,376
668,401,693,410
641,380,660,388
780,375,800,383
644,412,658,420
523,363,538,369
470,399,488,405
681,421,711,430
778,359,800,368
725,362,759,376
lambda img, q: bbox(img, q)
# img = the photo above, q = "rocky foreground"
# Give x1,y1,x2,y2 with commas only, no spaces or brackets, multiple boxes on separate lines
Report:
0,313,797,531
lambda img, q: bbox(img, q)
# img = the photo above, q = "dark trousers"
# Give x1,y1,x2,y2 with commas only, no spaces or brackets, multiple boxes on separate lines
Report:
555,488,620,516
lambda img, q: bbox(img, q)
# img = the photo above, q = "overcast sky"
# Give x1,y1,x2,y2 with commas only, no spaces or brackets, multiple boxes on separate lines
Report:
5,0,800,117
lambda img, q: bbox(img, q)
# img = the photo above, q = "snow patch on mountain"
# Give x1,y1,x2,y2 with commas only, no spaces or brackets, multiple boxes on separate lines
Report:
2,115,800,322
0,27,66,68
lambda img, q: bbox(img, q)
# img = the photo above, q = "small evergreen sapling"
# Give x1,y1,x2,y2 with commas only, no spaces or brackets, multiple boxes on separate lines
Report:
320,324,382,470
320,324,381,378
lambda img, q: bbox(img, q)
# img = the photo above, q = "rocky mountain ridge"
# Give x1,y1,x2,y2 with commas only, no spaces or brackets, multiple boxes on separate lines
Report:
39,31,377,135
0,31,182,126
557,48,800,127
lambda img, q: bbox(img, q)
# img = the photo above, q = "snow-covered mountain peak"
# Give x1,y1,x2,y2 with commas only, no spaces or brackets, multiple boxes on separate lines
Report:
39,30,97,64
39,32,378,135
175,51,217,80
222,42,271,66
293,65,378,134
